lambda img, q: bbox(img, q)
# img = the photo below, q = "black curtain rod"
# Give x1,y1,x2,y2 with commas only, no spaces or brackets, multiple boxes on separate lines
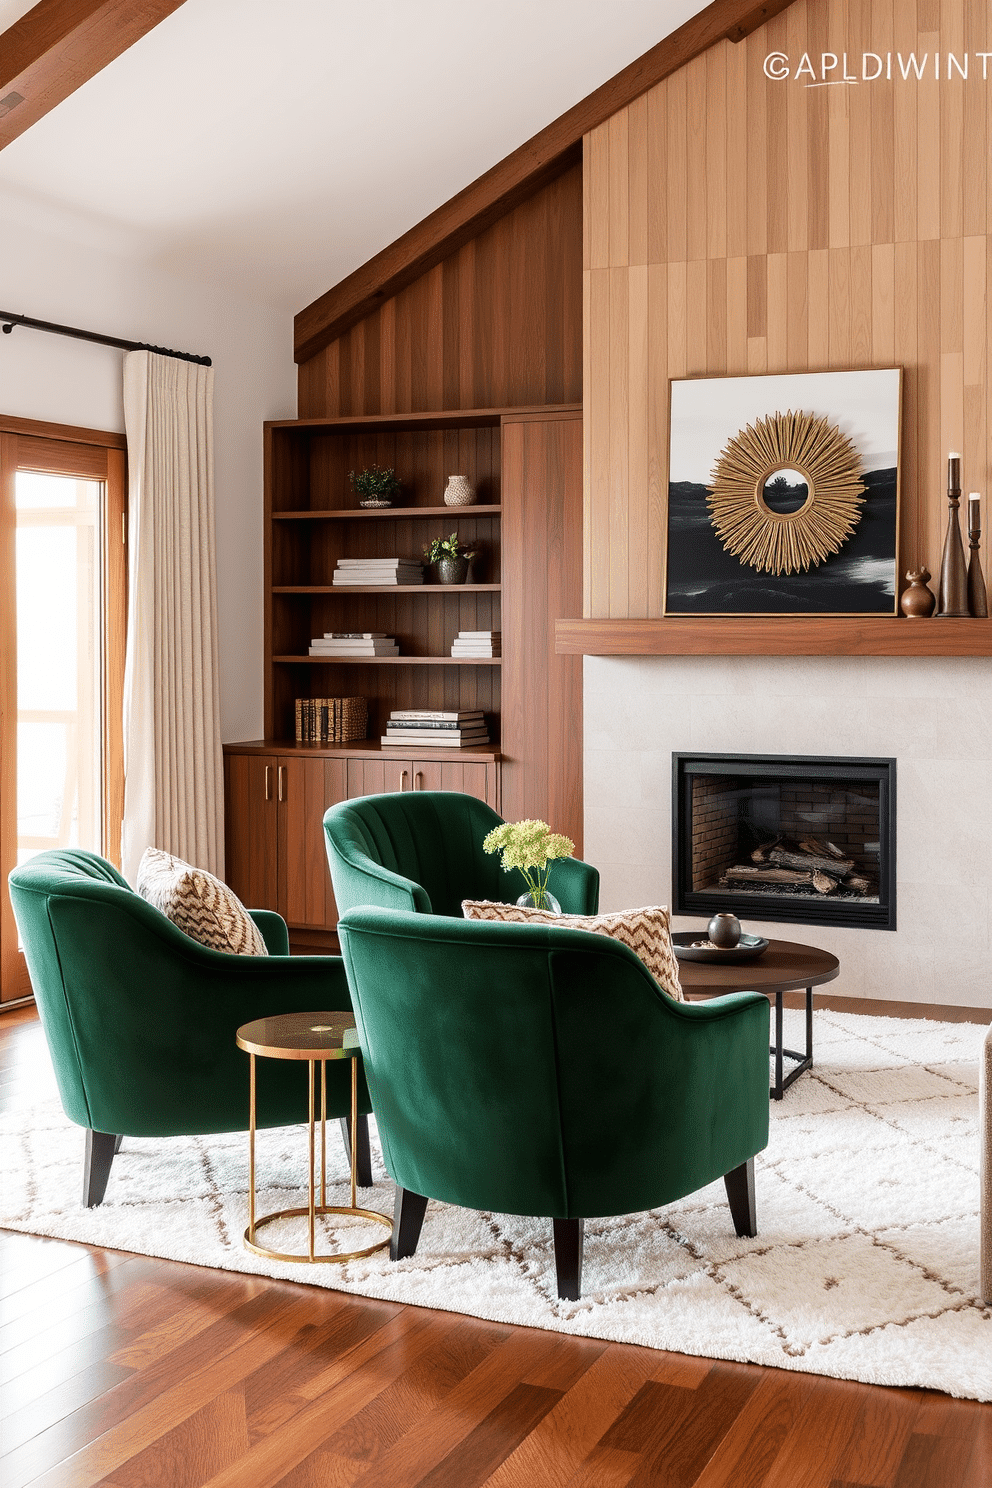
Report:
0,310,211,366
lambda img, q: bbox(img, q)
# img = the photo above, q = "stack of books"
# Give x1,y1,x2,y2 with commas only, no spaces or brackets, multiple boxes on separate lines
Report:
308,632,399,657
332,558,423,586
450,630,501,657
295,696,368,744
381,709,490,748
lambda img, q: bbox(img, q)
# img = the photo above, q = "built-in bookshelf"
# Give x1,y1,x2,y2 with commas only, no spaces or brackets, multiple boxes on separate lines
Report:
265,409,518,749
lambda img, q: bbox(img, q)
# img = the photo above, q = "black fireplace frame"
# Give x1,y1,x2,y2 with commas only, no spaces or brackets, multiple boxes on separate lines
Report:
672,753,897,932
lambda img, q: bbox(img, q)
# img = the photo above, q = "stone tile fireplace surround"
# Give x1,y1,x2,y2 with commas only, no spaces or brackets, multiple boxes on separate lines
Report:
584,655,992,1009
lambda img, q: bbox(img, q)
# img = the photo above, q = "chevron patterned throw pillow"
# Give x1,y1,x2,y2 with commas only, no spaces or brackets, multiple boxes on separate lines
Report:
136,848,268,957
461,900,684,1002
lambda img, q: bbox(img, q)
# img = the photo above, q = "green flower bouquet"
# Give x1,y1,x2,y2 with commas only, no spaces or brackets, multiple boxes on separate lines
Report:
482,818,575,912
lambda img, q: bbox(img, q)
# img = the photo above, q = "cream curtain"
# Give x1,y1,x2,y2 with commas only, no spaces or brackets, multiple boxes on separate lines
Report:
121,351,224,883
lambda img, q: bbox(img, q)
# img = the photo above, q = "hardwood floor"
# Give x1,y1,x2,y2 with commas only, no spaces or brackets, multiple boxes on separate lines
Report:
2,1005,990,1487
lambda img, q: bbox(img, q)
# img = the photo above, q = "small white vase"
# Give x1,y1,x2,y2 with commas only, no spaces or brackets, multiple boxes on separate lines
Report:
444,475,476,507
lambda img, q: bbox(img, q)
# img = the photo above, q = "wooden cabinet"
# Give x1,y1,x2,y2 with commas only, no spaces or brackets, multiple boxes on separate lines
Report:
225,749,347,940
224,402,580,947
225,742,499,948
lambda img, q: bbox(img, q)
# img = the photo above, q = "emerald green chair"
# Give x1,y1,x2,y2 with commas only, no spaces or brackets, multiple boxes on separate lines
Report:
337,906,770,1299
323,791,599,919
8,849,371,1207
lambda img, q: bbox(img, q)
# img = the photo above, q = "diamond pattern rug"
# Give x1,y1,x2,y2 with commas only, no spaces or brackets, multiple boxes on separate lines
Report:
2,1009,989,1400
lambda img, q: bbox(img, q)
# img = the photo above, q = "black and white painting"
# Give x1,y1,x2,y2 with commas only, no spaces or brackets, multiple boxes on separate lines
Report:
665,368,901,615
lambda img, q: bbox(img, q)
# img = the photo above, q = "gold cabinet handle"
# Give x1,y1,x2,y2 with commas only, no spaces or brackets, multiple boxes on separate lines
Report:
277,765,285,802
264,764,272,801
400,769,409,791
414,771,423,791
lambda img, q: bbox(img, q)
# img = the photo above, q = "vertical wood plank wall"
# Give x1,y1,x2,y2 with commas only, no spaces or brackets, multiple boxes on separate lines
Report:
583,0,991,618
298,165,583,417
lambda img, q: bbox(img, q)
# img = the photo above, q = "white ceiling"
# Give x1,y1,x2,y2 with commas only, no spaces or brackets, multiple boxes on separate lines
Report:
0,0,706,312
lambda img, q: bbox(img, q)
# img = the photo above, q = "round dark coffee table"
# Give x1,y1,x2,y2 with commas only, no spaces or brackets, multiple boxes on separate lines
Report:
676,939,840,1099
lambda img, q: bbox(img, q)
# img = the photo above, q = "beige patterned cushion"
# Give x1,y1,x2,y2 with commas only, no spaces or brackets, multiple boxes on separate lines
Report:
136,848,268,957
461,900,684,1002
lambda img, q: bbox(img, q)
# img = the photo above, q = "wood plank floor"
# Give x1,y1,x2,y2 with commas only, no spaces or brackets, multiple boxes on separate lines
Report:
2,1005,990,1487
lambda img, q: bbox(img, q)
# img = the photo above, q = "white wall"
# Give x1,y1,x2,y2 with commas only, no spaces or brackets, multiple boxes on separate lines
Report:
0,186,296,741
584,654,992,1010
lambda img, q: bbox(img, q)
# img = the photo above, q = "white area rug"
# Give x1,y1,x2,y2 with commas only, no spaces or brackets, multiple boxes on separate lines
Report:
2,1010,990,1401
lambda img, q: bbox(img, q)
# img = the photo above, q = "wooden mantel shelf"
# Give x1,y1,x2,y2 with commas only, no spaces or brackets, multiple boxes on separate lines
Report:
555,616,992,658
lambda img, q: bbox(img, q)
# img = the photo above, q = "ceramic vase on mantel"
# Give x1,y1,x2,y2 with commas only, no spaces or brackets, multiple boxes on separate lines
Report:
937,453,970,616
443,475,476,507
900,568,937,618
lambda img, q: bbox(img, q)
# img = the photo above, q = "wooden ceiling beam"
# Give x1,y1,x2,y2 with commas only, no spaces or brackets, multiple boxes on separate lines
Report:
0,0,188,151
294,0,794,363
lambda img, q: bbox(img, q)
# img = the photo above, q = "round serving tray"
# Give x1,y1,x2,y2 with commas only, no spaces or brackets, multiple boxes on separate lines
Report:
672,931,770,964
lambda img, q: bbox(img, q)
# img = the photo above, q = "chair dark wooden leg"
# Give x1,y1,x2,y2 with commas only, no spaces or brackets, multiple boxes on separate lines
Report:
390,1187,428,1261
724,1157,757,1237
338,1113,372,1187
83,1129,119,1207
553,1217,584,1300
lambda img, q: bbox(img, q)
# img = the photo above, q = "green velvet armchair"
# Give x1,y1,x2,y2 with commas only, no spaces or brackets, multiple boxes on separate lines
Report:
8,849,371,1207
337,906,770,1299
323,791,600,919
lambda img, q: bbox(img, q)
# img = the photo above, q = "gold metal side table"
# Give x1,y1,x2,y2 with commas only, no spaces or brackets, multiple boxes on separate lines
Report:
236,1011,391,1264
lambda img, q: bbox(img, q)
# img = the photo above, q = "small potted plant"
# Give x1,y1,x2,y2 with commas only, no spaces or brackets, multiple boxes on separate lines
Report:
482,819,575,912
422,531,477,585
348,464,402,509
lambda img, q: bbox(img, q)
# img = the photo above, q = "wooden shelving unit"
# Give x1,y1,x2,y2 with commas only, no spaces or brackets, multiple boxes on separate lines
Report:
223,404,583,951
264,408,519,745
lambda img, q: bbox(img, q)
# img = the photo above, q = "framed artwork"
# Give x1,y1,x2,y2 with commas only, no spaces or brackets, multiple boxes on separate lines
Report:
664,368,902,615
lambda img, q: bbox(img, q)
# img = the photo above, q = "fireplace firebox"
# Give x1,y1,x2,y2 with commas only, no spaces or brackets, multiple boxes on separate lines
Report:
673,754,896,931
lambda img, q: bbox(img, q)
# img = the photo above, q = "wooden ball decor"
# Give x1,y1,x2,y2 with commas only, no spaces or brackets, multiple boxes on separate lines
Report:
707,410,866,576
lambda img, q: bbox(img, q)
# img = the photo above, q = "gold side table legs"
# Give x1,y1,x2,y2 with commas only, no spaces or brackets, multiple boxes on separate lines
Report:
243,1049,391,1265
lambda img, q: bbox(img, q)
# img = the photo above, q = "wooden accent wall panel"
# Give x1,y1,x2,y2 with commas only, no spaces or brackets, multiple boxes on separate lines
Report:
584,0,992,618
501,413,584,852
298,166,583,418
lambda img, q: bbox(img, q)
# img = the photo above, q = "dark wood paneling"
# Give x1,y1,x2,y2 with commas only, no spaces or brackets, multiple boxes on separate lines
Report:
502,414,583,851
293,0,797,359
298,166,583,418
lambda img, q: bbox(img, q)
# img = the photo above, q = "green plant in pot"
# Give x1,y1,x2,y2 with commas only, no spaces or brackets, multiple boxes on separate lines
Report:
422,531,477,585
348,464,402,508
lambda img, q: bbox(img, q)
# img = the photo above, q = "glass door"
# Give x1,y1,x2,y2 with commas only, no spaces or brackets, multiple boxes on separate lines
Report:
0,425,126,1002
15,469,104,865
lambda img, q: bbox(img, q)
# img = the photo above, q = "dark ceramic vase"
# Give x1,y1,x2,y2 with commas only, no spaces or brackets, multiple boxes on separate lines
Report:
435,556,469,585
708,912,742,948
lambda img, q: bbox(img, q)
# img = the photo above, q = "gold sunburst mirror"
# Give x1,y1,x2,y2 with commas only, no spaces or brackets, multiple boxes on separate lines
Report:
707,410,866,576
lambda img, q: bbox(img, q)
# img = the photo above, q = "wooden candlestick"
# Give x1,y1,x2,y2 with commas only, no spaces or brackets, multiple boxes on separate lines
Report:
967,493,988,618
937,453,969,616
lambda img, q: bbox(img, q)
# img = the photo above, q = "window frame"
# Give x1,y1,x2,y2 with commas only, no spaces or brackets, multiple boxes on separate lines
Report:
0,416,127,1003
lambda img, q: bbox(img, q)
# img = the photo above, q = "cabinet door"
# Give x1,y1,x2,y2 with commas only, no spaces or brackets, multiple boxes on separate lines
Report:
347,757,414,798
277,756,348,930
224,752,278,912
410,760,492,803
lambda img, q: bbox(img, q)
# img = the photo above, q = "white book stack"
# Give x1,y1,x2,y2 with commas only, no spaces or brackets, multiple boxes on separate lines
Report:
332,558,423,586
381,709,490,748
309,631,399,657
450,630,501,657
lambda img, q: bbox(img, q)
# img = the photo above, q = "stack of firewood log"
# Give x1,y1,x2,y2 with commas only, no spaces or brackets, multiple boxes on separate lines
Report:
720,836,872,896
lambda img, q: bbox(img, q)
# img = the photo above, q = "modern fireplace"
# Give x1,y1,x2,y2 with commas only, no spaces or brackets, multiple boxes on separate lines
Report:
673,754,896,931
